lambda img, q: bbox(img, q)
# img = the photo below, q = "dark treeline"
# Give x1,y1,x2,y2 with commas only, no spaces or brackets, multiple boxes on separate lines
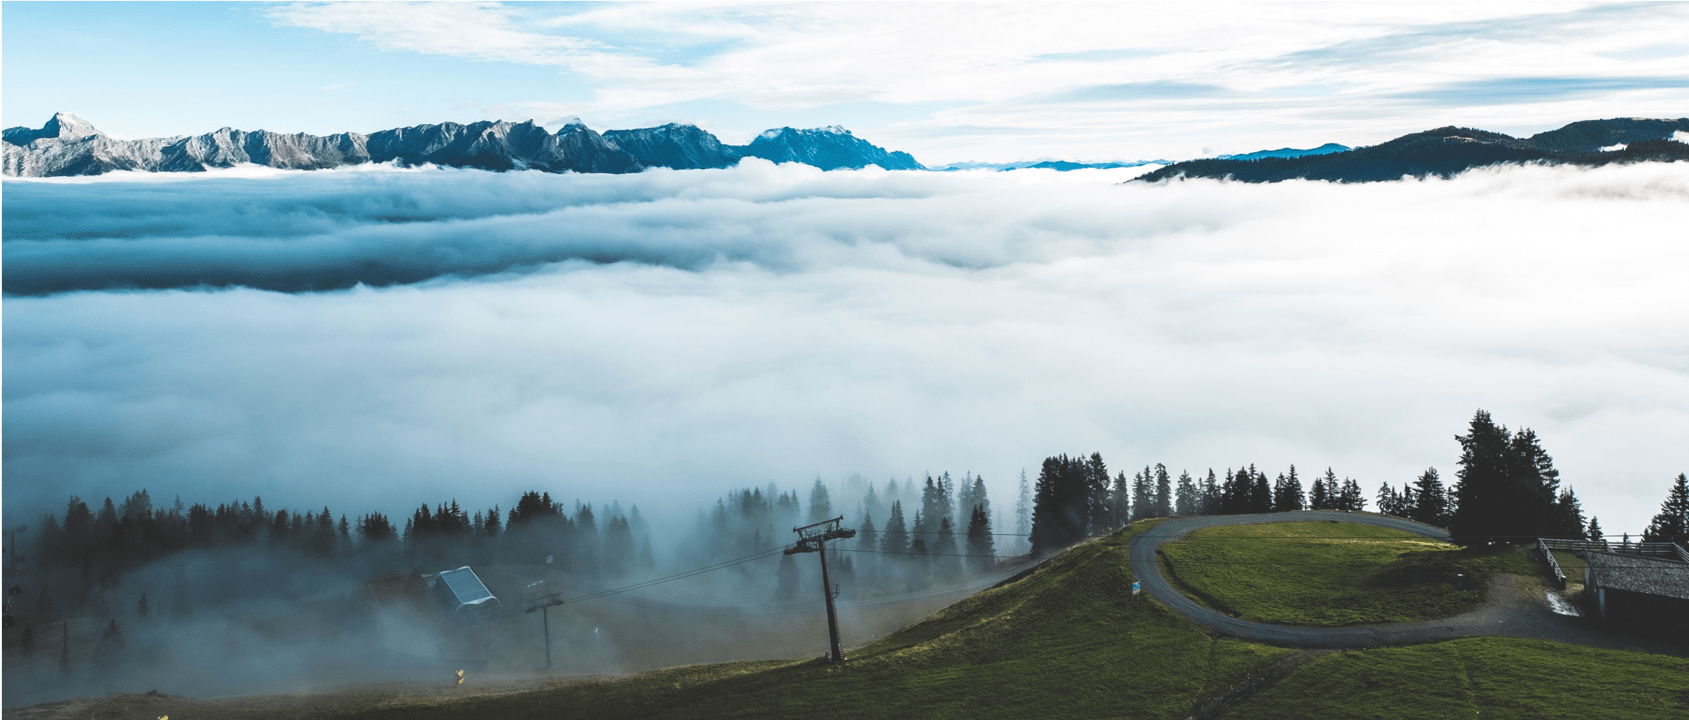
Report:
681,474,1002,601
1027,454,1366,556
11,473,1007,640
1025,409,1685,557
22,489,659,599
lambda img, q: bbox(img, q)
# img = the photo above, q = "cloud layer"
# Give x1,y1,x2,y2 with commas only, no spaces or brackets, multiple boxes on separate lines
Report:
5,161,1688,536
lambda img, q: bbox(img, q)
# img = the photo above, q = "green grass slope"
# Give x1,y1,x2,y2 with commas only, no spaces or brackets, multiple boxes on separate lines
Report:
323,519,1292,719
1222,637,1689,720
1158,521,1537,626
18,519,1685,720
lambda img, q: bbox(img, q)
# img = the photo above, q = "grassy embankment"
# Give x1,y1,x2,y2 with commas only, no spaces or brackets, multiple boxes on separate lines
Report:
1157,520,1538,626
16,518,1687,720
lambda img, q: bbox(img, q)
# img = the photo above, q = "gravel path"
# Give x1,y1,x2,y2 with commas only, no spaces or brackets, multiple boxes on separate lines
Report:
1128,511,1687,656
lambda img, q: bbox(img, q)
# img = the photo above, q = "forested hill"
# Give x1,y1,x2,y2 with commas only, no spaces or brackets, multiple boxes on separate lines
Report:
1135,117,1689,183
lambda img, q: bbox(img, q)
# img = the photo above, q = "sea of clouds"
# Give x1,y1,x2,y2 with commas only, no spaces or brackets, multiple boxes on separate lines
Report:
4,159,1687,535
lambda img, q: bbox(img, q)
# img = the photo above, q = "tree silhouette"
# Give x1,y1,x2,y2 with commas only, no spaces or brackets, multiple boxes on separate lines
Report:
1642,473,1689,545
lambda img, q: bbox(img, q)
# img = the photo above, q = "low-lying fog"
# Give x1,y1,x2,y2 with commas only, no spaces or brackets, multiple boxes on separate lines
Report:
3,159,1687,702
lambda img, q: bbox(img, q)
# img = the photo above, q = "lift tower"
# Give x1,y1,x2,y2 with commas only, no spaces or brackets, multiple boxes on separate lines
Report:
786,516,856,664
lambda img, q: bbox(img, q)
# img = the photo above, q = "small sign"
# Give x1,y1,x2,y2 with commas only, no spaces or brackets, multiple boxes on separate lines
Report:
546,555,554,564
1132,581,1141,596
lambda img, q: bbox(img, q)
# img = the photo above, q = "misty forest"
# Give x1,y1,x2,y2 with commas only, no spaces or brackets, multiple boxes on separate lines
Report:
8,406,1687,704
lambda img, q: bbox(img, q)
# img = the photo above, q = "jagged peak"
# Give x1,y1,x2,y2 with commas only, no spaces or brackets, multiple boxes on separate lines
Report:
756,125,854,141
46,112,102,139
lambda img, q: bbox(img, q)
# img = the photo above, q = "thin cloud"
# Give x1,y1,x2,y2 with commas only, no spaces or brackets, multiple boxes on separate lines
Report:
1385,76,1689,105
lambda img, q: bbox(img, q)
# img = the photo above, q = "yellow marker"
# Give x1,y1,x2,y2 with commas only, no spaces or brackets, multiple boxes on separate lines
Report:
456,669,465,686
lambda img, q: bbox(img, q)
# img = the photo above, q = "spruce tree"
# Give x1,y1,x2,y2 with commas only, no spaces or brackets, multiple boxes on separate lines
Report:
1131,467,1154,521
1175,470,1198,516
1154,464,1173,517
1200,470,1220,515
1586,517,1604,544
1249,467,1272,513
881,501,909,556
1112,471,1131,526
1086,454,1111,533
1015,470,1032,555
1411,468,1448,527
966,504,995,574
1641,473,1689,545
808,478,833,523
1552,489,1586,541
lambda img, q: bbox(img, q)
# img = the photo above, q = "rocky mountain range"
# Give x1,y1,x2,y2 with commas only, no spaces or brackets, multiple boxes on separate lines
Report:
7,114,1686,182
1,114,925,177
1137,118,1689,183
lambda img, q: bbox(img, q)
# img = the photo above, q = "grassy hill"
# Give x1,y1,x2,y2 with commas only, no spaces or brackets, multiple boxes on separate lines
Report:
1156,521,1538,626
11,518,1687,720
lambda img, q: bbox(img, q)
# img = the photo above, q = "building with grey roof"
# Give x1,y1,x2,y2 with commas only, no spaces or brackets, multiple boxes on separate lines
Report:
1583,550,1689,631
432,566,502,623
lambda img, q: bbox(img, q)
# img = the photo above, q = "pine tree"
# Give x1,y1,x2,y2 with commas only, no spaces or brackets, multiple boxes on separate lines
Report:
1586,517,1604,544
1273,467,1305,512
1200,470,1220,515
1249,467,1272,513
933,516,960,580
1015,470,1032,555
1410,468,1448,527
1030,455,1088,555
1175,470,1198,516
808,478,833,523
1111,471,1131,527
135,592,150,619
1154,464,1173,518
966,504,995,574
1551,488,1586,541
1310,472,1330,510
881,501,909,556
1641,473,1689,545
1131,467,1154,520
1086,454,1111,533
1449,410,1559,545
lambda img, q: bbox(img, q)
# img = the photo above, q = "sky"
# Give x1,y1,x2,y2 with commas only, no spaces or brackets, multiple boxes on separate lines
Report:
4,1,1689,163
3,2,1688,538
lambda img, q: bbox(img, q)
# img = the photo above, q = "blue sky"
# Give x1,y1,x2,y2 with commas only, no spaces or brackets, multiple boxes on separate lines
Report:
5,2,1689,162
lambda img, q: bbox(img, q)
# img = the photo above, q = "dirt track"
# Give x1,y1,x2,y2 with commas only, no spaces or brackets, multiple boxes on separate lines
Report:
1128,511,1688,656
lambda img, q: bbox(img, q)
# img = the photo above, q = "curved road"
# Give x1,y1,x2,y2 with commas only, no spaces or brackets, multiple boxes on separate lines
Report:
1128,511,1686,655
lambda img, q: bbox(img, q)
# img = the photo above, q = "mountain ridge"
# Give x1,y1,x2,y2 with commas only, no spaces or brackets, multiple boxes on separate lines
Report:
1,114,923,177
1136,118,1689,183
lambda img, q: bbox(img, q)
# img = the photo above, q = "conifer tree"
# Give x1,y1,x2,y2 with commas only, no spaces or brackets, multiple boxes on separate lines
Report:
966,504,995,574
1586,517,1604,544
808,478,833,523
1411,468,1449,526
1200,470,1220,515
1154,464,1173,517
1015,470,1032,555
1174,470,1197,516
881,501,909,556
1131,467,1155,521
1250,467,1272,513
1310,472,1330,510
1642,473,1689,545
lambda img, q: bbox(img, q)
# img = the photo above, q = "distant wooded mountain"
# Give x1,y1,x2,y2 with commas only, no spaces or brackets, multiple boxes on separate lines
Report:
1,114,924,177
1137,118,1689,183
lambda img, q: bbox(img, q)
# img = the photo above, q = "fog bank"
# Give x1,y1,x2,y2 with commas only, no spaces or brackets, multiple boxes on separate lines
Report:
5,160,1687,535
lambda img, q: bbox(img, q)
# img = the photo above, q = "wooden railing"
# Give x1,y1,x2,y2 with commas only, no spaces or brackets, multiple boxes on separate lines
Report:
1536,538,1566,590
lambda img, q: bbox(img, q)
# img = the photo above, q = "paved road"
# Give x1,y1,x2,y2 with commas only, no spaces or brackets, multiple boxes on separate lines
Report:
1128,511,1687,655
